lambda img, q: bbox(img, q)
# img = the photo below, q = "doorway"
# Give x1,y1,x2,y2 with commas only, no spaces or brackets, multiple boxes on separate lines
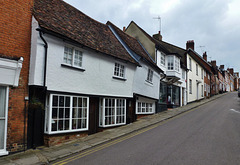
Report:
0,86,8,156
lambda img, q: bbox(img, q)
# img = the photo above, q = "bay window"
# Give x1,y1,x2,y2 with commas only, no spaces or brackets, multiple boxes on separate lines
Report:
167,55,180,72
167,56,174,70
99,98,126,127
45,94,89,134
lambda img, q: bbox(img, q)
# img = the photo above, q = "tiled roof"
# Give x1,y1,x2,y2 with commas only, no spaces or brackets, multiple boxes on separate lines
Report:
107,21,161,71
33,0,137,65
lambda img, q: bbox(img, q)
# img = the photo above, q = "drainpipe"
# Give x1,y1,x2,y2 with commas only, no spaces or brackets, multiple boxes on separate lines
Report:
36,28,48,88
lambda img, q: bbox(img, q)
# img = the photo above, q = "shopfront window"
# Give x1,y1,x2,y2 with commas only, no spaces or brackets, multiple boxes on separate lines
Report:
159,82,167,104
167,85,180,106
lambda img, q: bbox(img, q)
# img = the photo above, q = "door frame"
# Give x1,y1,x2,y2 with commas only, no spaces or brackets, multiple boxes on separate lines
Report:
0,86,9,156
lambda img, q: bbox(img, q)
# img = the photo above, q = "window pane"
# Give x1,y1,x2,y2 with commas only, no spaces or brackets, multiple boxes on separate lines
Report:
51,120,57,131
58,120,63,130
52,108,58,119
59,108,64,119
72,119,77,129
65,97,70,107
52,95,58,107
72,108,78,118
59,96,64,106
65,120,69,130
0,120,5,149
73,97,77,107
65,108,70,118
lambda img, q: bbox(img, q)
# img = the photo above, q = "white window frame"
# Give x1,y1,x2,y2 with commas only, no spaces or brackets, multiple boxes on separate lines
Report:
0,86,9,156
182,70,185,80
146,68,154,83
99,98,126,127
45,94,89,134
201,85,203,97
189,57,192,71
167,56,174,70
175,57,180,72
189,79,192,94
161,53,166,66
136,101,154,114
201,69,203,79
63,46,83,68
113,62,125,79
196,64,198,76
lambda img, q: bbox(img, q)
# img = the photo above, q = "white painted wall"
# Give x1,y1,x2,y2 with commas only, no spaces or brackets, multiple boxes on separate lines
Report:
29,23,136,98
132,60,160,100
29,17,45,86
187,53,204,103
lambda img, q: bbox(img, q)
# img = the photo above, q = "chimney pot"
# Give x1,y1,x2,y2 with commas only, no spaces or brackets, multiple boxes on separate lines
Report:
123,26,126,32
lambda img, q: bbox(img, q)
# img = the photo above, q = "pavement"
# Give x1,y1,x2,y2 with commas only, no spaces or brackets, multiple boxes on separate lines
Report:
0,93,227,165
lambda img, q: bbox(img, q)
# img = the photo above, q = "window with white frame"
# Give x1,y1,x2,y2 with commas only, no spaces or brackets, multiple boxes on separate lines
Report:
201,85,203,97
136,102,154,114
196,64,198,75
175,57,180,72
146,68,153,83
189,58,192,70
167,56,174,70
99,98,126,127
114,63,125,78
189,79,192,94
204,83,206,91
161,54,165,65
45,94,89,134
201,69,203,79
64,46,83,67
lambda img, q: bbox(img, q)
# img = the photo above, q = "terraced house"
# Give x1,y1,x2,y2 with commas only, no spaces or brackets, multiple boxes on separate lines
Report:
29,0,162,147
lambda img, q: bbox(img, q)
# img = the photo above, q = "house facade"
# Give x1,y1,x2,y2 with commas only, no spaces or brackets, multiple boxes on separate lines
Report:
107,22,162,120
29,0,141,146
125,21,187,110
186,41,205,103
0,0,33,155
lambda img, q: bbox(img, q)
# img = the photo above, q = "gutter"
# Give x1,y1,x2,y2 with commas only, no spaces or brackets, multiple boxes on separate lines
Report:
36,28,48,88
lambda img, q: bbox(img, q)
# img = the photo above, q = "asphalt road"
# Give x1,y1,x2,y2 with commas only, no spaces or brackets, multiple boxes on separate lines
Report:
53,92,240,165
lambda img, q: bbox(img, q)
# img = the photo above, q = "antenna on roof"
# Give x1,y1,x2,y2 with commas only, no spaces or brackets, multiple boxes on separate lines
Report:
153,16,161,33
198,46,205,54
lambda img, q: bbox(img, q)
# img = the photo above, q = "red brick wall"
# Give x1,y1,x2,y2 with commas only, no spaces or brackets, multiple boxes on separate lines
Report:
44,132,88,147
0,0,33,152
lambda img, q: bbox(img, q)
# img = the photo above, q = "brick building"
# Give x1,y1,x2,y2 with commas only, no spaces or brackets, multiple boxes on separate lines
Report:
0,0,33,155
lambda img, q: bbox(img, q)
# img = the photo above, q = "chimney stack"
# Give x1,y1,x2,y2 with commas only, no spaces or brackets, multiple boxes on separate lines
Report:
220,65,224,70
186,40,194,50
228,68,234,75
211,60,216,67
153,31,162,41
203,52,207,61
123,26,126,32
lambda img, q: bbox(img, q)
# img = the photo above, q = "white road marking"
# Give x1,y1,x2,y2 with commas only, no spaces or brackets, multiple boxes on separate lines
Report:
230,109,240,113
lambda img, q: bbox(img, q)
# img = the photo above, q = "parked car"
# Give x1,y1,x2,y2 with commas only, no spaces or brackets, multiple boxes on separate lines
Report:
238,89,240,97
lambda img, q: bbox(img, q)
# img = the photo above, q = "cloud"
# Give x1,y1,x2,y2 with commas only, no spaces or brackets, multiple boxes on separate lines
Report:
64,0,240,72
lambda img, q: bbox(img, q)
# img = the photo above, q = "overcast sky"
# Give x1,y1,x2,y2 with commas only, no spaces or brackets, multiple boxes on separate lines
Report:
64,0,240,73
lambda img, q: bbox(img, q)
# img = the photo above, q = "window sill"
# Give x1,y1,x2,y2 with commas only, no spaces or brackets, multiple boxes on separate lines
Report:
112,76,127,81
145,80,153,85
99,122,126,128
61,64,85,72
136,112,154,115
